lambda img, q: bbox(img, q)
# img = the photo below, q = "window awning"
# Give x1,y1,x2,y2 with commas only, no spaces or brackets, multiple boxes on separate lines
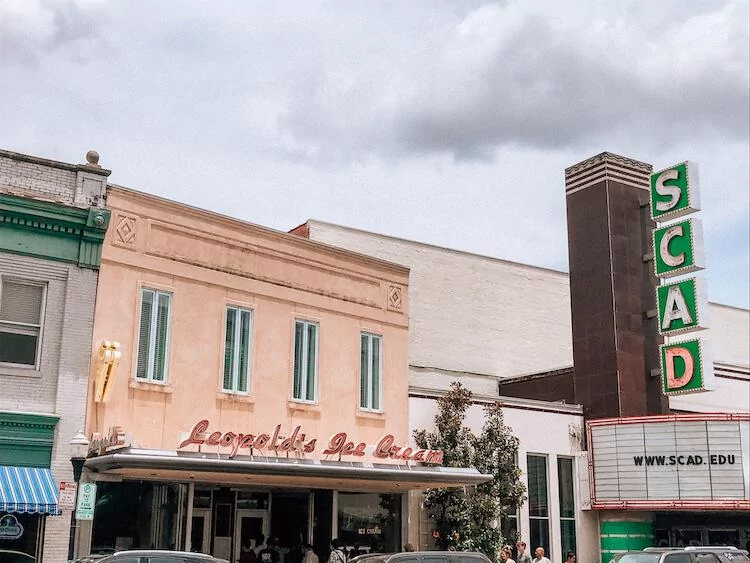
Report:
85,448,492,491
0,466,60,515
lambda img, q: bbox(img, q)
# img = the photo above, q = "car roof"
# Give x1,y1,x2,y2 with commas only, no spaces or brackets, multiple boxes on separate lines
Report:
387,553,490,560
105,551,224,561
643,548,748,555
113,551,215,557
349,555,394,563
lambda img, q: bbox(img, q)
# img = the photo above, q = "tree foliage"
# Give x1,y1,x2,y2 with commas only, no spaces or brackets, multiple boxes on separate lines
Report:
413,382,526,560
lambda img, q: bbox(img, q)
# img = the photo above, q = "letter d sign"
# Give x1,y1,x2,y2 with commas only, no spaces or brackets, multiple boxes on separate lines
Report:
660,338,715,395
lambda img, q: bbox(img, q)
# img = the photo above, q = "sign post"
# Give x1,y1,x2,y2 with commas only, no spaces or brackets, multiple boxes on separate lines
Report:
58,482,78,511
650,161,714,396
75,482,97,521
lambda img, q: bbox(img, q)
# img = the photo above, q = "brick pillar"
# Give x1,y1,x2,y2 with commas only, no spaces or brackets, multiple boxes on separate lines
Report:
564,152,665,419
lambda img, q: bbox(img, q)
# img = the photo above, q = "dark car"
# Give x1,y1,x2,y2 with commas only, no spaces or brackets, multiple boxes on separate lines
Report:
349,552,491,563
96,550,228,563
0,550,35,563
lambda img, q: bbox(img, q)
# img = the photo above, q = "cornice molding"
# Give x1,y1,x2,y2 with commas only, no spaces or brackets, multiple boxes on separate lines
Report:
0,411,60,432
107,185,409,276
0,193,110,268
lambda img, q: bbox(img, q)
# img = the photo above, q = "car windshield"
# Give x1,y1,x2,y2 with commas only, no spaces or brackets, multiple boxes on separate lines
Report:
618,554,662,563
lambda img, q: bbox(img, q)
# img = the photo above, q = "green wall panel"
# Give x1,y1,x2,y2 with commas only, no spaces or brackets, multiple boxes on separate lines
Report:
600,520,654,563
0,194,110,268
0,412,59,468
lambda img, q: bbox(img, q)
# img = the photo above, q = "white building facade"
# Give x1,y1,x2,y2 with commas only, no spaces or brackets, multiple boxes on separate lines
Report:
292,210,749,563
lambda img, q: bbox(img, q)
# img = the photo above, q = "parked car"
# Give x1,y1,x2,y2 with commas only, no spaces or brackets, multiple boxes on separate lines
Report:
95,551,228,563
614,547,749,563
70,547,118,563
349,552,491,563
349,554,395,563
0,550,35,563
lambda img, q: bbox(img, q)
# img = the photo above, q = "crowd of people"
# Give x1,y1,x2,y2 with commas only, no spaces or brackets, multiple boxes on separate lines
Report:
239,536,352,563
505,542,576,563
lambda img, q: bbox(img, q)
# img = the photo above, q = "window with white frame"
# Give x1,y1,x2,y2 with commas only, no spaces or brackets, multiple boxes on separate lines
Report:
527,454,550,558
502,452,520,541
223,306,252,393
135,288,172,382
0,278,46,368
502,508,520,543
558,456,577,557
360,332,382,411
292,319,318,402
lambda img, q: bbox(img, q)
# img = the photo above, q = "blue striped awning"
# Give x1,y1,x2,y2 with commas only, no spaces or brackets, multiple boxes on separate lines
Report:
0,466,60,515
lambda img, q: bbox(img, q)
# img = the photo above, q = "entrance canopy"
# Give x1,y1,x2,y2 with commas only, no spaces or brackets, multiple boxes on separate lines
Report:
85,448,491,491
0,465,60,515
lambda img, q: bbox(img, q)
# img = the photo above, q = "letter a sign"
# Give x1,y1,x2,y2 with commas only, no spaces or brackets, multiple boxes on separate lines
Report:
656,278,709,336
650,161,714,396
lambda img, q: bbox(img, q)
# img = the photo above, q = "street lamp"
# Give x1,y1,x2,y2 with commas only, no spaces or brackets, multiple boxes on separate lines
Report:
69,431,89,482
69,430,89,561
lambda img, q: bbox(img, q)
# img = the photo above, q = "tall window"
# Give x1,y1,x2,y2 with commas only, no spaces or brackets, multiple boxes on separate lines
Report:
360,332,382,411
223,306,252,393
502,452,520,541
0,278,46,368
527,454,550,557
136,288,172,382
292,320,318,402
558,457,576,556
502,508,519,543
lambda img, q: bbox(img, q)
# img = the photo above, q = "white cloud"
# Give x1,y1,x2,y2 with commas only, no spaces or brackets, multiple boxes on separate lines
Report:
0,0,747,307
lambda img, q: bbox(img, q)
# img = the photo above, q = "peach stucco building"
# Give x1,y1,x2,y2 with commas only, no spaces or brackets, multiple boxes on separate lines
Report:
78,186,485,561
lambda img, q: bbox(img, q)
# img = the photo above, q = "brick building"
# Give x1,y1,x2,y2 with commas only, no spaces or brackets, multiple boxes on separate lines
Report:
0,149,110,562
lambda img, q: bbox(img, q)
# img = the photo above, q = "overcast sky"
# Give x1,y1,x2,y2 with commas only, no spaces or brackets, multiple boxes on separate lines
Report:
1,0,748,307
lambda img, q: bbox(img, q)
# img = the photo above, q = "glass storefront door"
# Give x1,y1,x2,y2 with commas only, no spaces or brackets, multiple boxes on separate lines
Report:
190,508,211,554
234,509,268,563
706,529,740,547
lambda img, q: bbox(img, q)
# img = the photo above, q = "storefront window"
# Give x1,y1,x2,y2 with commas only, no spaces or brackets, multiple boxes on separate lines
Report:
527,455,550,557
237,492,269,510
0,513,41,560
92,481,185,551
557,457,576,556
337,492,401,554
502,511,519,544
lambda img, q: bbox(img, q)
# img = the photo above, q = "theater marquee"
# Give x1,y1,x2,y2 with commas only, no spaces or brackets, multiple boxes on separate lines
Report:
587,414,750,510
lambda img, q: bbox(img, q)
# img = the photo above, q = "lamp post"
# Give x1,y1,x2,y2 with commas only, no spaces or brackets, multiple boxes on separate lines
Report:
69,430,89,561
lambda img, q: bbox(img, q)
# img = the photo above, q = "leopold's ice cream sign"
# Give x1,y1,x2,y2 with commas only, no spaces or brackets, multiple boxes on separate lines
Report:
178,419,443,464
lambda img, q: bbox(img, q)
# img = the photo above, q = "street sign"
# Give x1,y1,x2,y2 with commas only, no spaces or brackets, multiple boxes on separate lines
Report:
75,482,97,521
58,481,78,511
650,160,714,397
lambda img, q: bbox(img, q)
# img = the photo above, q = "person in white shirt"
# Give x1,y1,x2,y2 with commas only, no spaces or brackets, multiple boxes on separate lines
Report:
533,547,551,563
303,544,319,563
328,539,346,563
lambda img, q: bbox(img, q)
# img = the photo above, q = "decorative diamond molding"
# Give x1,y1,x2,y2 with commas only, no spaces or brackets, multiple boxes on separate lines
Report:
387,284,403,311
114,214,137,249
